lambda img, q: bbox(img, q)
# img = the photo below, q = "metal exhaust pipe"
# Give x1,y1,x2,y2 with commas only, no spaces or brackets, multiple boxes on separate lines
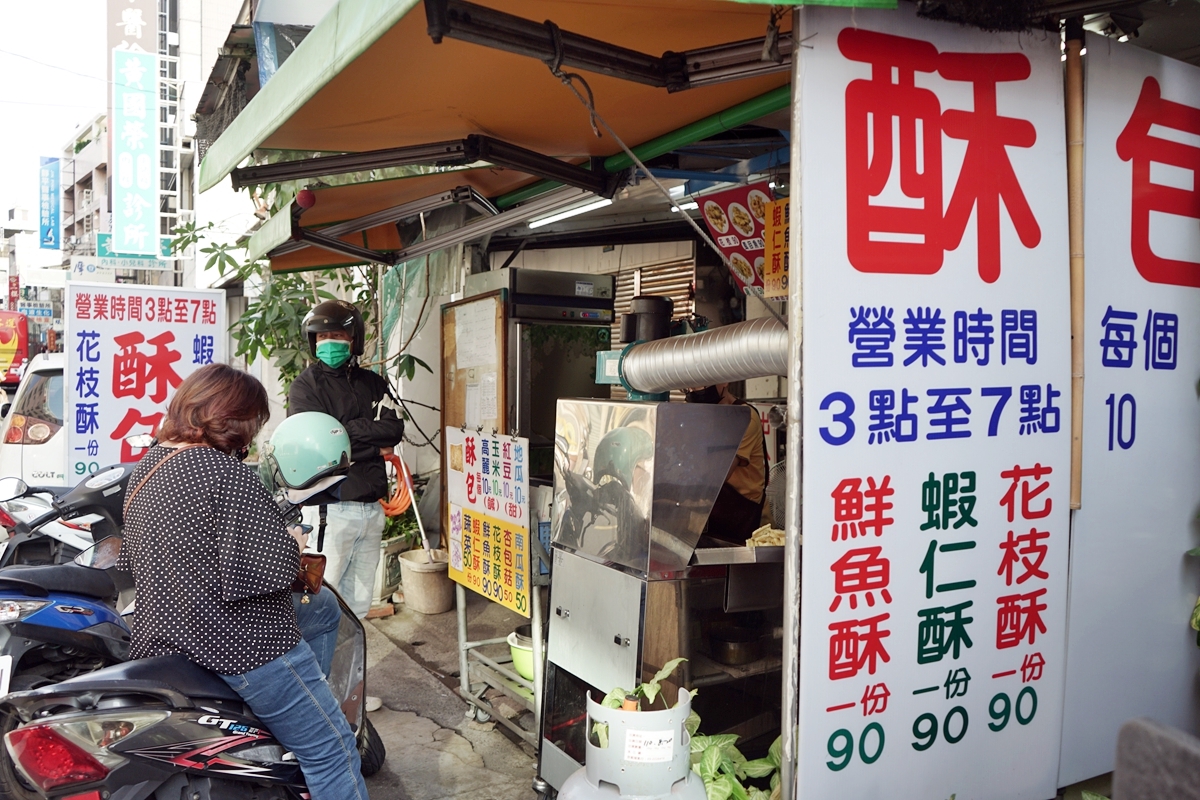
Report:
620,317,788,394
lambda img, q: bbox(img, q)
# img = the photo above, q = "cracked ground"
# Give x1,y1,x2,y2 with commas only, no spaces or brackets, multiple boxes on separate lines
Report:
362,591,540,800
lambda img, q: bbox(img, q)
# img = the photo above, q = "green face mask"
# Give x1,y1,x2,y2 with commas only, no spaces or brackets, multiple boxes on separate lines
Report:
315,339,352,369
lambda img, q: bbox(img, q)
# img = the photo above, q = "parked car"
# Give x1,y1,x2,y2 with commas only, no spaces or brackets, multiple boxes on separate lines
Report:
0,353,66,487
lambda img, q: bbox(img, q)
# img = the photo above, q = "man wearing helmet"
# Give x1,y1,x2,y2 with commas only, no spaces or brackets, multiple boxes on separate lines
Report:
288,300,405,623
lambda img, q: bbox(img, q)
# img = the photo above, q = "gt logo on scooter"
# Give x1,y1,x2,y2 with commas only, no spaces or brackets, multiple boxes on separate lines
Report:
197,715,260,735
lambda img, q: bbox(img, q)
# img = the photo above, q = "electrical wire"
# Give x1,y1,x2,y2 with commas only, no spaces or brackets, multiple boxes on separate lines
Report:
542,36,788,329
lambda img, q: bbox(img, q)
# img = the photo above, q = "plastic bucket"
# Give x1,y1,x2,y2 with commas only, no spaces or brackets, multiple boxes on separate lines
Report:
507,631,534,680
398,549,454,614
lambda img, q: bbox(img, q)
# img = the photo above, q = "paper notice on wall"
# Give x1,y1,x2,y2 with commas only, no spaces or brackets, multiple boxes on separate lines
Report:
465,382,481,429
481,372,498,420
455,300,495,369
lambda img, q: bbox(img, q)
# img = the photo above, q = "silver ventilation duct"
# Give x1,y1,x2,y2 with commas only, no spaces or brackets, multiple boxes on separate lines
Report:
620,317,788,394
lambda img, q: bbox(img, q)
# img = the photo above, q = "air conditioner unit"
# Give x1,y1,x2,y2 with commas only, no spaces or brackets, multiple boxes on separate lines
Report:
81,189,93,207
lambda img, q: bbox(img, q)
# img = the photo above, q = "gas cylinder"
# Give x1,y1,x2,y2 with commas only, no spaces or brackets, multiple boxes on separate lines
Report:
558,688,706,800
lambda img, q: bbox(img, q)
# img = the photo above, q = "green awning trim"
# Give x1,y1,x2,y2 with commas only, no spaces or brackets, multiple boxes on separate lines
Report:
494,83,793,209
247,205,295,263
198,0,421,193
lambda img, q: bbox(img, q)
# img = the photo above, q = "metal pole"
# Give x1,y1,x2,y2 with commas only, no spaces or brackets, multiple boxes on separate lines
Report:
1065,18,1085,509
456,583,471,698
531,578,545,736
779,8,805,800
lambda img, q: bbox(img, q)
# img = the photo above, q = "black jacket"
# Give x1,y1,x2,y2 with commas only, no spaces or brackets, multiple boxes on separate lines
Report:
287,361,405,503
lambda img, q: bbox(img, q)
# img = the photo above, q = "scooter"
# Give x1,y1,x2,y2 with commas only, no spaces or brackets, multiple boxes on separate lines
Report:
0,537,384,800
0,465,134,567
0,471,139,690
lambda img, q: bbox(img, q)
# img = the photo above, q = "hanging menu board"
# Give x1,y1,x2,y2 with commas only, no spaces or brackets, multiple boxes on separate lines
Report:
445,426,531,617
797,7,1070,800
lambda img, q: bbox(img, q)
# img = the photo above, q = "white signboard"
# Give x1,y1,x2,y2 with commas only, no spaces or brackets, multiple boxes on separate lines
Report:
1058,36,1200,785
65,282,226,482
798,8,1070,799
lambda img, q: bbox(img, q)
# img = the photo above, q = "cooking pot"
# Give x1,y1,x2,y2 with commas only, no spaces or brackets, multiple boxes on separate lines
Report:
710,627,763,666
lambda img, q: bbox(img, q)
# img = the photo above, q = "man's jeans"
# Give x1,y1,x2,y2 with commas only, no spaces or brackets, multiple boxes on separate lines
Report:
294,588,341,678
220,641,368,800
304,501,385,619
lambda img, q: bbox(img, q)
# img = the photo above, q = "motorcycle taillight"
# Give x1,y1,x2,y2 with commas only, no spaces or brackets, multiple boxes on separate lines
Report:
5,725,109,792
0,506,15,529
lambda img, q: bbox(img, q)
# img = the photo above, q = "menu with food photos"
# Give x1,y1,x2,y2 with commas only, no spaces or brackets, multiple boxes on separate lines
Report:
697,180,773,293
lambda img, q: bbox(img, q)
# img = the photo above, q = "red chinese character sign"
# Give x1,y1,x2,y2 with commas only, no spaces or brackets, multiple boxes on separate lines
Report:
798,8,1070,800
65,283,225,482
444,426,532,617
1058,38,1200,785
696,181,773,292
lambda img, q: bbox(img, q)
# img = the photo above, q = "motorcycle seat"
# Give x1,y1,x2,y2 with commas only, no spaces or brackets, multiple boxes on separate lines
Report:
58,654,242,703
0,563,118,600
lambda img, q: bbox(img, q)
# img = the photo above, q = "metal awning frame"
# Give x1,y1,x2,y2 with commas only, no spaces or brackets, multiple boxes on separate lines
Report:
269,184,497,258
230,133,628,197
276,185,590,267
423,0,793,93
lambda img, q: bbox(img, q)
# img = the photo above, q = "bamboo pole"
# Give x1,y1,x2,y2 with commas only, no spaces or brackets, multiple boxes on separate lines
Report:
779,8,805,799
1066,20,1085,509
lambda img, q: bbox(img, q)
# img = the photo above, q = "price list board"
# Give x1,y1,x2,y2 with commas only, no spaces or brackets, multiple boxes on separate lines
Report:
445,427,531,617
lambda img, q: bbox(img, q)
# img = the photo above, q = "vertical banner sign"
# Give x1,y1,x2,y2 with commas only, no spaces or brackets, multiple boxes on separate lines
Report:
763,198,790,299
444,427,531,617
110,48,158,256
798,7,1070,800
1057,37,1200,785
38,158,59,250
696,180,773,292
7,277,19,312
65,283,226,482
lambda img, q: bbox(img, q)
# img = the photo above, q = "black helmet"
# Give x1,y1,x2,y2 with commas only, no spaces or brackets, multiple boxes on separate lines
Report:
304,300,365,357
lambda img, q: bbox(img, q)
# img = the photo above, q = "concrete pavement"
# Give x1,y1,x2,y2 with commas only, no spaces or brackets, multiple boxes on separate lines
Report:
363,591,539,800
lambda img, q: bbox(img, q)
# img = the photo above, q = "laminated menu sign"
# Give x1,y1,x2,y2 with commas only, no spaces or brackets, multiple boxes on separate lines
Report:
797,7,1070,800
763,198,790,299
696,180,773,292
445,426,532,617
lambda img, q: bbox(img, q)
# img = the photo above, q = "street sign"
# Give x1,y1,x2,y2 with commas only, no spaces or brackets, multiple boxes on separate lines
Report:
38,157,60,250
797,7,1070,800
65,282,226,482
95,233,172,270
445,427,532,617
110,47,158,256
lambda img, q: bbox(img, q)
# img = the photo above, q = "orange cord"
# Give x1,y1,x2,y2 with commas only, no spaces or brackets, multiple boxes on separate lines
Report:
379,453,414,516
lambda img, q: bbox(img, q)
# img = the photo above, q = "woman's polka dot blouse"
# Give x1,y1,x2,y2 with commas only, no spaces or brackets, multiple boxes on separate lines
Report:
117,444,303,675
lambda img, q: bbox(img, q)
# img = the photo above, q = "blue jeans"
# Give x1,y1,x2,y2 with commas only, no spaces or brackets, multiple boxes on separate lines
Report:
220,641,368,800
294,589,341,678
303,501,384,618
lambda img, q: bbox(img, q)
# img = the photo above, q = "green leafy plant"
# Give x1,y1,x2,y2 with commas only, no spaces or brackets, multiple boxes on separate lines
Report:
690,727,781,800
169,221,431,396
591,657,690,749
1186,546,1200,646
1080,792,1110,800
588,659,782,800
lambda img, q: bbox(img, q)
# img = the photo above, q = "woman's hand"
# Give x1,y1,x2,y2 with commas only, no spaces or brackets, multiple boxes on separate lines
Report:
287,525,310,552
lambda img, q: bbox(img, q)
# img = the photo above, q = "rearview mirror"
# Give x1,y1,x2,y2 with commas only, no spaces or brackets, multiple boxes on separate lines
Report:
0,403,10,418
74,536,123,570
0,477,28,502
